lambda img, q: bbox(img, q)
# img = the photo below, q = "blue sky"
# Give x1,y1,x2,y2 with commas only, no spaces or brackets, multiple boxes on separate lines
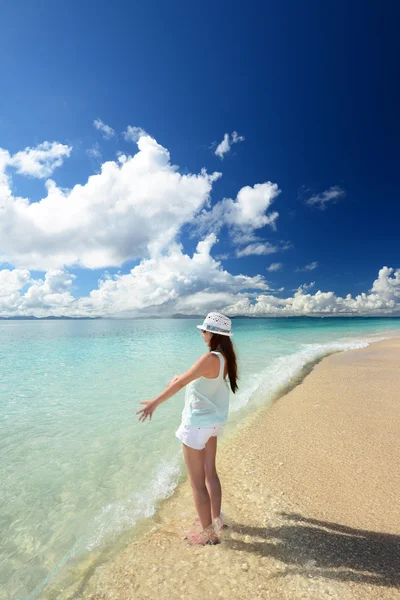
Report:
0,0,399,317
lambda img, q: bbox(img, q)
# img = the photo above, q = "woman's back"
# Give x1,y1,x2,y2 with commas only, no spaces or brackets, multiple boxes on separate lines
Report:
181,351,230,427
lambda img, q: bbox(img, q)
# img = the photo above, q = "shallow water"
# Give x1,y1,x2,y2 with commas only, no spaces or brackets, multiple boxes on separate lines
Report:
1,317,399,599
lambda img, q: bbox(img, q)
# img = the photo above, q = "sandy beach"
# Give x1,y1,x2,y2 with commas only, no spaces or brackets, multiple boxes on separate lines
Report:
65,336,400,600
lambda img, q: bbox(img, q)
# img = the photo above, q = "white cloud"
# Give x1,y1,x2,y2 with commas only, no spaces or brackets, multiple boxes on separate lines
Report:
296,261,318,272
224,267,400,317
0,134,221,270
214,253,229,261
87,143,102,159
0,235,268,317
226,183,279,229
231,131,245,144
22,270,76,312
229,232,263,245
0,268,75,317
83,233,269,317
267,263,283,272
93,118,115,139
0,268,31,294
236,243,279,257
369,266,400,302
304,186,345,209
0,132,278,273
214,134,230,158
1,130,398,319
6,142,72,179
215,131,245,159
0,263,399,318
294,282,315,291
197,182,280,239
123,126,148,142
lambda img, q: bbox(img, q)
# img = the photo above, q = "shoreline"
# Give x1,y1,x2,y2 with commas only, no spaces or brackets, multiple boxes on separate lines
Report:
57,335,400,600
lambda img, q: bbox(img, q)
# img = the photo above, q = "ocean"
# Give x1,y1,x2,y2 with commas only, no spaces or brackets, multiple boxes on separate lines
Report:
1,317,399,599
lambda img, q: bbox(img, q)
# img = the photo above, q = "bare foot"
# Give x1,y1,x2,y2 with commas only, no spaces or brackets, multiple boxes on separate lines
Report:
193,513,227,532
185,529,220,546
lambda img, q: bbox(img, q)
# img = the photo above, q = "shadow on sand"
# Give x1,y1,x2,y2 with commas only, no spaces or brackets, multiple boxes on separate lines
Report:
224,513,400,590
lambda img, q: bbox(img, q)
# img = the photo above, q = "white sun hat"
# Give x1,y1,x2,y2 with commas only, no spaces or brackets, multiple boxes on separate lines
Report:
196,312,233,337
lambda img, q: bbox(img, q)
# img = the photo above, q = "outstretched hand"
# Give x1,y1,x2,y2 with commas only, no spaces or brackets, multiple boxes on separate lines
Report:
136,400,158,422
137,374,181,422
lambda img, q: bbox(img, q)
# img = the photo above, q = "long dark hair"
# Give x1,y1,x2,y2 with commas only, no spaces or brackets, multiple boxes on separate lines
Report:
209,333,238,393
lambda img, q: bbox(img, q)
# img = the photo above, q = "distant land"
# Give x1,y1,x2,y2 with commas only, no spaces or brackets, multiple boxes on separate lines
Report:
0,314,398,321
0,316,101,320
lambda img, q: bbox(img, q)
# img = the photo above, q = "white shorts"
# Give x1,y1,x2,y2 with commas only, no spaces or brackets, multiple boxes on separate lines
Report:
175,423,222,451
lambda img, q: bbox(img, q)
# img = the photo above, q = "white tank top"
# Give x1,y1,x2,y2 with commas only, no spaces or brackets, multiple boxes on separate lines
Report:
181,351,230,427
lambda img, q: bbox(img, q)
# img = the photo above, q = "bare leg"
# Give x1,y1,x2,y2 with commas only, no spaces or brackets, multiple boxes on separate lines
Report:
182,444,212,531
204,435,222,522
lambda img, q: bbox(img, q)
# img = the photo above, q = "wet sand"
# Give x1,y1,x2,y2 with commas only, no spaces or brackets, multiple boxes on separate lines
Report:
72,336,400,600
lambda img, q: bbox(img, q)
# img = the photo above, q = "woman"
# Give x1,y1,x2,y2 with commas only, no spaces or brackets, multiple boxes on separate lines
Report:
137,312,238,545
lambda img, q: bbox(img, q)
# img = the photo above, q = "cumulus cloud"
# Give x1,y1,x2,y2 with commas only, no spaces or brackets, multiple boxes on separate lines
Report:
225,183,279,229
0,235,268,318
0,269,31,314
267,263,283,272
93,118,115,139
304,186,345,209
123,126,148,142
1,265,399,318
195,182,286,259
22,270,76,312
1,130,398,319
1,133,280,272
0,269,75,317
214,131,245,159
0,134,221,270
5,142,72,178
296,261,318,272
369,266,400,302
197,182,280,240
84,233,269,317
224,267,400,317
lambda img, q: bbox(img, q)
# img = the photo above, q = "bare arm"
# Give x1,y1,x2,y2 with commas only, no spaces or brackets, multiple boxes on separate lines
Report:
136,352,218,421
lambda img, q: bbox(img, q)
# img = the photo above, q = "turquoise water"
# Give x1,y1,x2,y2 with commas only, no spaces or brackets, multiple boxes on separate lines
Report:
1,317,399,599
